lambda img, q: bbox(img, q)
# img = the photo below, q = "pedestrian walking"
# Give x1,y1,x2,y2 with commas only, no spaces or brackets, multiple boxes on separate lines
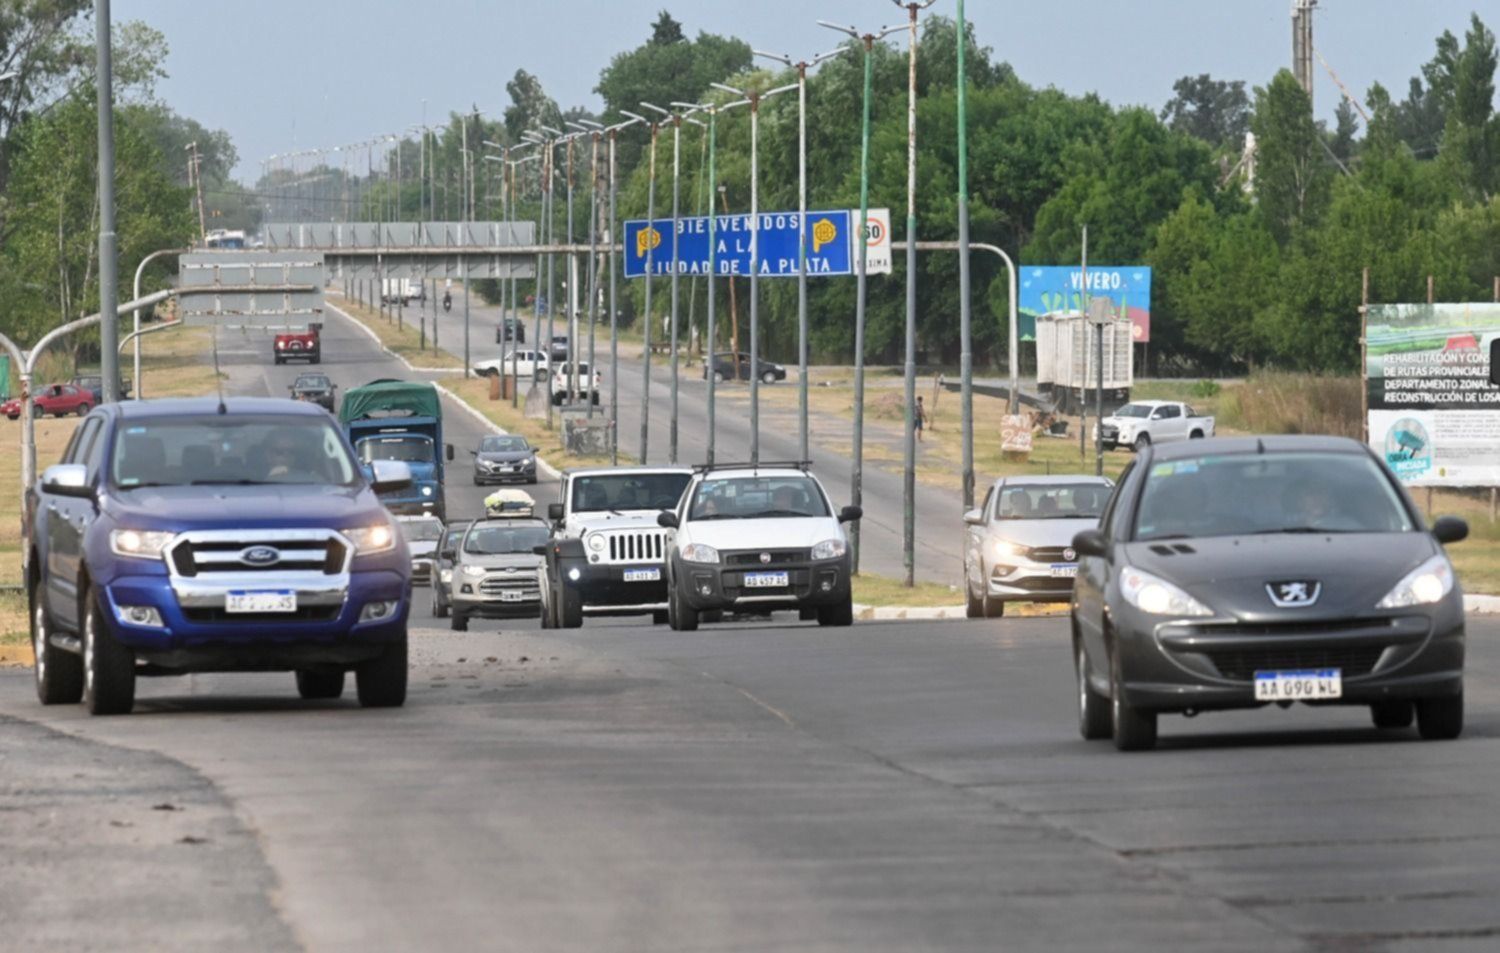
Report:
914,395,926,443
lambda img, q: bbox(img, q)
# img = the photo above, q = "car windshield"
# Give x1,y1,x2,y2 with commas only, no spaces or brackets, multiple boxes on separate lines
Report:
357,435,433,463
571,472,691,512
398,518,444,542
994,483,1110,520
295,376,330,389
442,527,469,551
1134,451,1415,541
480,436,529,453
1114,403,1152,418
463,523,550,555
689,475,830,520
110,415,358,488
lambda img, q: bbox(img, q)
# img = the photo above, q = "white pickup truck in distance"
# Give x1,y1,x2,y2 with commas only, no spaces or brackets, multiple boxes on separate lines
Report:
1097,400,1215,451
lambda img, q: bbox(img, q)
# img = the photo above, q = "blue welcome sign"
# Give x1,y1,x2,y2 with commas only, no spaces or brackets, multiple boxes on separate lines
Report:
623,210,853,278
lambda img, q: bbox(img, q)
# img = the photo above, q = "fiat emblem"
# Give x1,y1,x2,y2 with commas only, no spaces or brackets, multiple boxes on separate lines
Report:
1063,548,1076,562
759,552,772,564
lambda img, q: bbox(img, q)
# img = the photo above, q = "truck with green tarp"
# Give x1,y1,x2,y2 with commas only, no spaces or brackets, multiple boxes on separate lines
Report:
339,379,454,521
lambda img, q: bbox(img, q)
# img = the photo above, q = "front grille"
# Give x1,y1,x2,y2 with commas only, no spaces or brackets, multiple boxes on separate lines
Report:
1028,546,1074,563
603,531,667,564
182,605,342,623
1004,576,1075,593
1186,618,1380,637
727,549,810,566
169,532,348,577
1204,645,1387,681
479,573,537,594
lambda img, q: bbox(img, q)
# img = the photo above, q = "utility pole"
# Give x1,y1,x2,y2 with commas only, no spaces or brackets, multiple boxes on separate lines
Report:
186,142,207,242
1292,0,1317,101
956,0,975,510
643,103,698,464
622,110,660,465
96,0,120,402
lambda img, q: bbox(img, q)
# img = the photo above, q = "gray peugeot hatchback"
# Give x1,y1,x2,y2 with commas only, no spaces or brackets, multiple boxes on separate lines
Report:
1071,435,1467,751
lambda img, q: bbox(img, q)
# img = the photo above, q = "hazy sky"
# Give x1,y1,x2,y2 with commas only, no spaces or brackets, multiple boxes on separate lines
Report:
116,1,1487,182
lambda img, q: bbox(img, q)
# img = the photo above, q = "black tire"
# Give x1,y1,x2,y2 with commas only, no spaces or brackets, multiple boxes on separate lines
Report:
672,589,699,631
982,593,1005,618
311,356,320,365
450,612,468,632
30,403,43,418
75,403,90,416
712,371,725,384
799,606,819,622
296,670,345,700
1189,429,1204,439
1133,433,1151,453
651,610,669,625
1110,643,1156,751
558,583,583,629
32,587,82,705
761,370,776,385
431,588,448,618
965,570,984,619
1076,638,1112,740
82,587,135,716
817,597,854,627
591,393,600,406
1370,700,1414,729
1416,693,1463,740
355,636,407,708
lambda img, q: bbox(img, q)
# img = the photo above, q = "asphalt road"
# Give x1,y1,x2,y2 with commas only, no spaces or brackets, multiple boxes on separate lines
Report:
396,286,966,585
5,609,1499,952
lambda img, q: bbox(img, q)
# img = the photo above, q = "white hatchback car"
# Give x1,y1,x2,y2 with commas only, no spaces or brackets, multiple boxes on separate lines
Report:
657,465,862,629
962,475,1113,618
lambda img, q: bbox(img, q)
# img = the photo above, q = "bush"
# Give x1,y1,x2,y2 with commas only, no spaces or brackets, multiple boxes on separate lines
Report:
1220,373,1361,438
1190,379,1221,399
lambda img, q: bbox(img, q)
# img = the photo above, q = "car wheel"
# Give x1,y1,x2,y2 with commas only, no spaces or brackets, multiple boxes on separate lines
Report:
431,589,446,618
965,571,984,619
32,590,82,705
817,597,853,627
355,635,407,708
1189,429,1204,439
674,590,699,632
31,403,43,418
450,612,468,632
558,583,583,629
652,610,669,626
1415,693,1463,740
982,593,1005,618
1370,700,1414,729
591,393,600,406
1109,643,1156,751
1076,638,1112,740
798,607,818,622
76,403,90,416
712,371,725,384
296,670,345,700
761,370,776,385
1133,433,1151,453
473,475,482,486
82,587,135,716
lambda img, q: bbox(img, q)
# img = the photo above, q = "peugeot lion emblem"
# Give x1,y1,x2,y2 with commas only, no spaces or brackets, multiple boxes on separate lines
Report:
1267,580,1321,608
760,552,772,564
240,546,281,567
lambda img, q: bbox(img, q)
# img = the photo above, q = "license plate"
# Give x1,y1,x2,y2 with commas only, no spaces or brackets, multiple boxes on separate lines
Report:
1050,564,1078,578
623,568,661,582
1254,668,1342,701
226,590,296,613
744,571,789,588
499,590,528,603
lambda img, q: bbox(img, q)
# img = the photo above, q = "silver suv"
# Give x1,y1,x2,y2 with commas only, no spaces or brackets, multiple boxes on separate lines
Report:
448,517,551,631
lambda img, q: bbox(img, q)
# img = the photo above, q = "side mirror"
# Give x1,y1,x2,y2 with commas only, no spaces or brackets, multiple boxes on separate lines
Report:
963,508,983,525
41,464,92,499
445,444,455,462
657,511,679,529
531,544,549,556
547,502,565,522
838,504,863,524
370,460,413,494
468,449,477,457
1071,528,1108,559
440,549,456,560
1433,516,1469,545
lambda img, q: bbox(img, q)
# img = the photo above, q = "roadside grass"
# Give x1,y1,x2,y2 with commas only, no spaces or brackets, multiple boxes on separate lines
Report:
0,590,28,666
330,293,465,370
852,574,962,608
445,377,615,470
1427,489,1500,595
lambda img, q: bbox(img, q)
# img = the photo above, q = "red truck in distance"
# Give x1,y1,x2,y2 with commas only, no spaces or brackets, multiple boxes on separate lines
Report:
274,324,322,365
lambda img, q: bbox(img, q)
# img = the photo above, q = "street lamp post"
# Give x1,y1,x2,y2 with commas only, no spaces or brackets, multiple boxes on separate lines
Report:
753,47,844,463
621,109,660,465
96,0,120,402
604,116,644,465
643,103,699,464
819,19,901,573
570,120,605,420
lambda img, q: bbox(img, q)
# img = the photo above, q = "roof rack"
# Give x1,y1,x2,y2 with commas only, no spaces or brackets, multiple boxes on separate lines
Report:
691,460,813,473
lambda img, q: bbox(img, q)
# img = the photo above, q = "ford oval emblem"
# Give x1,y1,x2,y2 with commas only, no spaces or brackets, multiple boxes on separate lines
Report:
240,546,281,567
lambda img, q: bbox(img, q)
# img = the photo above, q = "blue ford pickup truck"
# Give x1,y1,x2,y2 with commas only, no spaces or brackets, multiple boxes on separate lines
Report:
25,397,414,715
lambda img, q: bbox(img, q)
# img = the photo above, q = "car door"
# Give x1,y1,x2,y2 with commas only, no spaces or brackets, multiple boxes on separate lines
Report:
966,484,996,591
1153,404,1186,441
45,416,101,630
1074,462,1134,661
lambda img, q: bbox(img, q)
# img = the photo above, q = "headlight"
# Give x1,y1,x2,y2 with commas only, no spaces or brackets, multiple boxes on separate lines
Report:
680,543,720,564
439,569,452,584
420,485,434,497
993,539,1025,559
1377,554,1454,608
1119,567,1212,617
586,533,606,552
110,529,175,559
462,564,487,577
811,538,847,560
345,523,396,555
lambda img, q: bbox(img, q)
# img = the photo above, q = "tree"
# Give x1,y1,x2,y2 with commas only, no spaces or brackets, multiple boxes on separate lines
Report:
650,10,683,45
503,70,560,143
1329,98,1359,163
1440,13,1497,199
1252,70,1330,245
1161,74,1250,148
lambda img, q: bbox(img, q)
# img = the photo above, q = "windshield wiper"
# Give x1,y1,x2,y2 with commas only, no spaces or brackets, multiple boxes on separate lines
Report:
691,513,742,521
1252,526,1354,535
188,479,277,486
1139,533,1194,541
744,509,813,519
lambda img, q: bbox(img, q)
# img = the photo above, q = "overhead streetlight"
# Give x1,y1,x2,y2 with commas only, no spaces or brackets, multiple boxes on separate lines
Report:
642,100,696,463
603,113,644,463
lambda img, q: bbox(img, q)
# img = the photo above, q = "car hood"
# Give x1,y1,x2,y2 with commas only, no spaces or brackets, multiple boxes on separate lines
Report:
568,510,667,532
985,517,1099,550
103,483,388,532
1122,532,1443,619
477,450,534,464
686,517,844,551
407,540,439,559
462,553,543,571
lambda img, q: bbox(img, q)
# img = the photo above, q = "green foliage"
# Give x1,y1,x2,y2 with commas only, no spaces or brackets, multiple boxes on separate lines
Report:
1253,70,1331,245
1161,74,1250,148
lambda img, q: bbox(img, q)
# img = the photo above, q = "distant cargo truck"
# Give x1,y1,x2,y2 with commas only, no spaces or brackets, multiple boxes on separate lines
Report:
381,278,425,305
1035,311,1133,415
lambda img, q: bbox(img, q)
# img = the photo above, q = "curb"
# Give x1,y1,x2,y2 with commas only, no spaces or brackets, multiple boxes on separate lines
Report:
1466,594,1500,615
324,298,564,481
